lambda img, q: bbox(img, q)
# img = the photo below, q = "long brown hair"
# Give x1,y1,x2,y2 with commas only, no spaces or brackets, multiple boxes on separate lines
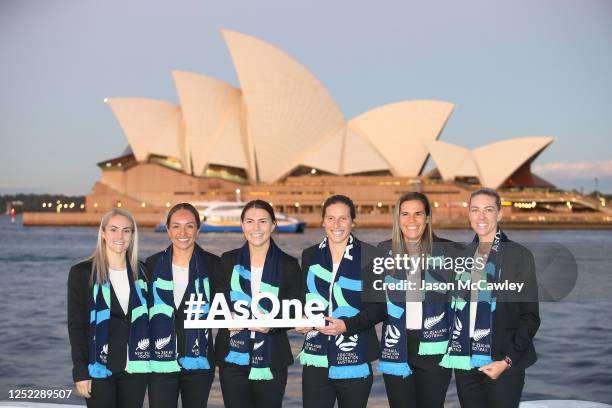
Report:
89,208,140,286
391,192,433,256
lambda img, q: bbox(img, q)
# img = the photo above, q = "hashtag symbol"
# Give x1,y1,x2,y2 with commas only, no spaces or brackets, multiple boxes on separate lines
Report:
184,293,206,321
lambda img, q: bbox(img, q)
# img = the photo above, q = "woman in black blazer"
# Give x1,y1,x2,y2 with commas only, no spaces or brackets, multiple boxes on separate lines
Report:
376,192,454,408
67,208,149,408
215,199,301,408
451,188,540,408
297,194,381,408
145,203,220,408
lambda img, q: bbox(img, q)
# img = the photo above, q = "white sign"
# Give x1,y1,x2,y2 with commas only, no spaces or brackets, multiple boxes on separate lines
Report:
183,293,326,329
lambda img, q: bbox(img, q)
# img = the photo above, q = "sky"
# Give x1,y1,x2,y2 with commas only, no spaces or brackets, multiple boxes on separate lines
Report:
1,0,611,195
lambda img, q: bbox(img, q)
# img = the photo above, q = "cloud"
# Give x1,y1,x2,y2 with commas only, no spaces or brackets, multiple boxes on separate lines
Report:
533,160,612,179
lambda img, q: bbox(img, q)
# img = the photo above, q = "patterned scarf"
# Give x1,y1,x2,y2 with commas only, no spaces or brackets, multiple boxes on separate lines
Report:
149,245,211,373
378,245,450,377
299,235,370,379
225,240,282,380
88,259,150,378
440,228,506,370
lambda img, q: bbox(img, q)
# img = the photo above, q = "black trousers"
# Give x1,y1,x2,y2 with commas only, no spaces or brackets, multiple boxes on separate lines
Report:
219,364,288,408
302,365,373,408
455,367,525,408
86,372,148,408
383,329,452,408
148,368,215,408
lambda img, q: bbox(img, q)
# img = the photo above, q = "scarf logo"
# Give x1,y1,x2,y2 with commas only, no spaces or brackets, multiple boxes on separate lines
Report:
473,328,490,342
136,339,149,351
424,312,445,330
99,344,108,363
335,334,358,352
305,330,319,341
384,325,401,348
155,335,172,350
192,338,199,355
253,340,264,351
452,316,463,340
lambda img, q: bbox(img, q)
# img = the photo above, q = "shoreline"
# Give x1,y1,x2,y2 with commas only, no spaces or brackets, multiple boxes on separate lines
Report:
19,212,612,230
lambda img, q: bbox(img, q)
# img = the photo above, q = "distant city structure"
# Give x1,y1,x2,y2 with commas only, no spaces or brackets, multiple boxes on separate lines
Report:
24,30,610,228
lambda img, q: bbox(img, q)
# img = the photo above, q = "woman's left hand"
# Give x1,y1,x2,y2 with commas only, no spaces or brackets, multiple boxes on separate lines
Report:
478,360,509,380
316,317,347,336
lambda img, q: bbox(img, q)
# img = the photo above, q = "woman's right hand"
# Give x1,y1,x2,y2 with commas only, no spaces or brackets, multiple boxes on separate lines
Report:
75,380,91,398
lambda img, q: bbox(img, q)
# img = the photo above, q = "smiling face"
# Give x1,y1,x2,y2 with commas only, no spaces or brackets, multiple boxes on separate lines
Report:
242,207,275,248
167,208,199,251
322,202,353,244
102,214,134,256
399,199,428,243
469,194,502,241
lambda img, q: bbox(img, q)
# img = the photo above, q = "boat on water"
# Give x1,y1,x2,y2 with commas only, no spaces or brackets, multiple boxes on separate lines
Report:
154,201,306,233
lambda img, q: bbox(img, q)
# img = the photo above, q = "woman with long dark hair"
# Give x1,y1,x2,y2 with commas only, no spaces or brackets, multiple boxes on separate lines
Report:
215,199,302,408
377,192,453,408
68,208,150,408
298,194,381,408
145,203,219,408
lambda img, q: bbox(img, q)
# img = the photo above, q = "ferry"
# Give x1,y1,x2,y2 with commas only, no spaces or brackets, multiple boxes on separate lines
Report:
154,201,306,233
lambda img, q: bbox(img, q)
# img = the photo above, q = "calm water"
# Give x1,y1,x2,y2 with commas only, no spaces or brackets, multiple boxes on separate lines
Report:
1,215,611,406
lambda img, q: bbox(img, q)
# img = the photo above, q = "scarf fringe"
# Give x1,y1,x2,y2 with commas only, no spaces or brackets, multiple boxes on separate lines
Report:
470,354,493,368
179,356,210,370
329,362,370,379
377,361,412,377
418,340,448,356
440,354,473,370
248,367,274,380
225,350,250,366
298,350,329,367
126,360,151,374
150,360,181,373
88,362,112,378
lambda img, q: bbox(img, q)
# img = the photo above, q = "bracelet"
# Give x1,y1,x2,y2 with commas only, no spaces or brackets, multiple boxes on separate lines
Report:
503,356,513,369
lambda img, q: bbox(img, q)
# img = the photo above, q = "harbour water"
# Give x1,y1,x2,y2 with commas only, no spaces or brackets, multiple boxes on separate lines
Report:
0,216,611,406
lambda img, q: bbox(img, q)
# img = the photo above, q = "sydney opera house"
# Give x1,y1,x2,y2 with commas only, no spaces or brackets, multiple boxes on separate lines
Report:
40,30,609,228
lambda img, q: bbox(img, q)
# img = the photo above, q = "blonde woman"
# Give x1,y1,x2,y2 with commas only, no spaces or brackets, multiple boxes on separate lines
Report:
67,209,150,408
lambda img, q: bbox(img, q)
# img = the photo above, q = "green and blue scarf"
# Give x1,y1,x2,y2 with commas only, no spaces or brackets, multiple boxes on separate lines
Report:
88,259,150,378
149,245,211,373
299,235,370,379
225,240,283,380
440,228,506,370
378,245,450,377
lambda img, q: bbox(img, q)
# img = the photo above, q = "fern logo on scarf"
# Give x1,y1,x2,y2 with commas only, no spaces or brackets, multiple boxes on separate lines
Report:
136,339,149,351
424,312,445,330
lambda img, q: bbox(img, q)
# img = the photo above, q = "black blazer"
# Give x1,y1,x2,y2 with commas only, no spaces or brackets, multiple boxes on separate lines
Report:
301,239,383,363
67,259,145,382
488,240,540,370
214,247,302,368
144,246,221,367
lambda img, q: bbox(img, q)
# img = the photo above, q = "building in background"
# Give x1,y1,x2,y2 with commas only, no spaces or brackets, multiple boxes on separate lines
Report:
25,30,611,228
